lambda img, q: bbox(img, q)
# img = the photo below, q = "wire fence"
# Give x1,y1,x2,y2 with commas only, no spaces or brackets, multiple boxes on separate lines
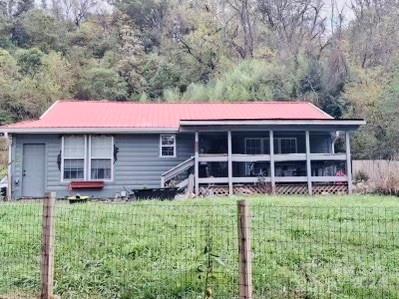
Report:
251,205,399,298
1,198,399,298
0,201,42,298
54,202,239,299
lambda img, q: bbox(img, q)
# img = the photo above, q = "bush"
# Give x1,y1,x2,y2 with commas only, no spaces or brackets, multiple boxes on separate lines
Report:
374,173,399,196
354,170,369,183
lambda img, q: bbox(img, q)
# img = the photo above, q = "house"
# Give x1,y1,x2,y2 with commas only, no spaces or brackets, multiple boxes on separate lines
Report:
0,100,365,199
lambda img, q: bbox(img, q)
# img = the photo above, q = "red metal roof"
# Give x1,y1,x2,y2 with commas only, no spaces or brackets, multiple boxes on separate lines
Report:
1,100,333,131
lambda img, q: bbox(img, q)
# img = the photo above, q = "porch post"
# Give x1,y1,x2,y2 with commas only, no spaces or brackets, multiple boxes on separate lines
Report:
345,131,353,194
194,132,199,196
227,131,233,195
305,130,312,195
331,131,336,154
269,130,275,194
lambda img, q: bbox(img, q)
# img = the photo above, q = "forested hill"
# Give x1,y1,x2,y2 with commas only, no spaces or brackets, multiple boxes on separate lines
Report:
0,0,398,159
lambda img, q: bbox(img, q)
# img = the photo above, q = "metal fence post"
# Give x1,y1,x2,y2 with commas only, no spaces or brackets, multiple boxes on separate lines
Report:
41,192,56,299
237,200,253,299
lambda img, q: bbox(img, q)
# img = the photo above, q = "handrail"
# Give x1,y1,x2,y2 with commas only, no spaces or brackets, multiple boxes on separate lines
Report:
198,153,346,162
161,156,195,184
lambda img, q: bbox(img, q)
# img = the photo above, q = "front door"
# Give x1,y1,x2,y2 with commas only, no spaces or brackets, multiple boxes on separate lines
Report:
22,144,45,197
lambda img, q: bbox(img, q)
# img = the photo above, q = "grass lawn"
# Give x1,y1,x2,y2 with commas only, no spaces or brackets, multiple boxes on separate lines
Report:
1,194,399,298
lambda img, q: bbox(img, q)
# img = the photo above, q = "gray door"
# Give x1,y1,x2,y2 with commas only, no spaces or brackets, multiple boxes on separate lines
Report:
22,144,45,197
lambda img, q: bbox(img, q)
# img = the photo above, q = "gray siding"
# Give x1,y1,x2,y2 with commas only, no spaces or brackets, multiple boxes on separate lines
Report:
11,133,194,198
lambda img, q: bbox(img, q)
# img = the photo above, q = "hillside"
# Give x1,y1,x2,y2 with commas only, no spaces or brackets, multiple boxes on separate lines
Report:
0,0,398,159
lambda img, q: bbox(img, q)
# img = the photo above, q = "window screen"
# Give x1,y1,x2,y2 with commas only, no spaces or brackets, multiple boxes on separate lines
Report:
63,136,85,180
160,135,176,157
90,136,112,180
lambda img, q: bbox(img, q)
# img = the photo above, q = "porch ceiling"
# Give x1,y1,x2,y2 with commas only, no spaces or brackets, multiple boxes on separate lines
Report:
179,119,365,132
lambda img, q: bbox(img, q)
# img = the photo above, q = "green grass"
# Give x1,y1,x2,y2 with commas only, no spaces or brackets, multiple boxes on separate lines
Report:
1,195,399,298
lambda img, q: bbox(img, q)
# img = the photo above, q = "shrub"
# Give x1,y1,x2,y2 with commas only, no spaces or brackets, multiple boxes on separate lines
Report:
354,170,369,183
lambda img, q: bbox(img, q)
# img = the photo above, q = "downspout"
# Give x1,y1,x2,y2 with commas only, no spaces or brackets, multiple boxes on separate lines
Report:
331,131,339,154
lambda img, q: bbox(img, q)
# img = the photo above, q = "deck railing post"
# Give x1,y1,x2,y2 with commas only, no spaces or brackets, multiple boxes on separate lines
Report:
345,131,353,194
305,130,312,195
194,132,199,196
160,177,165,188
41,192,56,299
269,130,275,194
228,131,233,195
237,200,253,299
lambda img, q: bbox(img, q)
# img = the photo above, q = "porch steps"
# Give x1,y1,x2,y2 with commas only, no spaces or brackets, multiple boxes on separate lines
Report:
161,156,195,188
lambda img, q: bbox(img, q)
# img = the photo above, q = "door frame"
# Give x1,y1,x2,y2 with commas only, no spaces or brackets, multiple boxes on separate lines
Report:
21,143,47,198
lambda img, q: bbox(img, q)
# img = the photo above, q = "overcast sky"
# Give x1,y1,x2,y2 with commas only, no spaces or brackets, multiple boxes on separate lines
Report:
34,0,356,24
323,0,355,21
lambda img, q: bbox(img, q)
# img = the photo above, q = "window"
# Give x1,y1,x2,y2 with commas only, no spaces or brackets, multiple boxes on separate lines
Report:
62,136,85,180
160,134,176,157
274,137,297,154
90,136,113,180
62,135,114,181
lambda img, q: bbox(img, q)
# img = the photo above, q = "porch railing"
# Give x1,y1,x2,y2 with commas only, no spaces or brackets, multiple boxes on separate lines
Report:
196,153,348,185
198,153,347,162
160,156,195,188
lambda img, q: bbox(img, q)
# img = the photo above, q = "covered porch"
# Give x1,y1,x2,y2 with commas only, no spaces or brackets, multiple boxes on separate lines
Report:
162,119,364,196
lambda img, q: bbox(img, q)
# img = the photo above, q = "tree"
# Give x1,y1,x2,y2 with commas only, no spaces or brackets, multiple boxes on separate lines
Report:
76,67,129,100
164,59,291,101
0,49,72,120
113,0,168,52
20,9,66,52
15,47,43,76
0,0,34,18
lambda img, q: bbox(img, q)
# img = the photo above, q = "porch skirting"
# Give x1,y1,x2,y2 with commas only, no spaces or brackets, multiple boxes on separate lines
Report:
199,182,349,196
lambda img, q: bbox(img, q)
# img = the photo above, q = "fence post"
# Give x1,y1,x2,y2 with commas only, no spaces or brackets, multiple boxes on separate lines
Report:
237,200,253,299
41,192,56,299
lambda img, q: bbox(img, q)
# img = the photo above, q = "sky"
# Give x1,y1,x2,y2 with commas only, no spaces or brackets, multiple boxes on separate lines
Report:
323,0,355,21
34,0,356,25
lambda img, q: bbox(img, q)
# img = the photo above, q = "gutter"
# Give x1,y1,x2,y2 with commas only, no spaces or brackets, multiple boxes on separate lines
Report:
180,119,366,126
0,127,179,134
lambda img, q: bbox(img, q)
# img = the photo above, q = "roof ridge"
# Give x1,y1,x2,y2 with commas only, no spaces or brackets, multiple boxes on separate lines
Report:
57,99,313,105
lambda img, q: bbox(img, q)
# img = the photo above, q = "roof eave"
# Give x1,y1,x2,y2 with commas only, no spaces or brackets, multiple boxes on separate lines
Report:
179,119,366,132
0,127,179,134
179,119,366,126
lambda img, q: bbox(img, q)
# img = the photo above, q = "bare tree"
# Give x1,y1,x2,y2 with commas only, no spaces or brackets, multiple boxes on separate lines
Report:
221,0,255,58
0,0,34,18
46,0,106,26
348,0,399,68
63,0,98,26
256,0,327,59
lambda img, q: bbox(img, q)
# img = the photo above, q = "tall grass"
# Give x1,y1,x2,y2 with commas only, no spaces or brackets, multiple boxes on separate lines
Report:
1,195,399,298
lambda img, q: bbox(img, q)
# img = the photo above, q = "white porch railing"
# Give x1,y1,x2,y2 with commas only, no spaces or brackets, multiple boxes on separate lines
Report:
195,152,349,191
160,156,195,188
198,153,346,162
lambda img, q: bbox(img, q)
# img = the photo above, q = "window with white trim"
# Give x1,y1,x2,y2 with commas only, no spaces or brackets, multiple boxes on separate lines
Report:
62,135,114,181
62,136,85,180
160,134,176,157
90,136,113,180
